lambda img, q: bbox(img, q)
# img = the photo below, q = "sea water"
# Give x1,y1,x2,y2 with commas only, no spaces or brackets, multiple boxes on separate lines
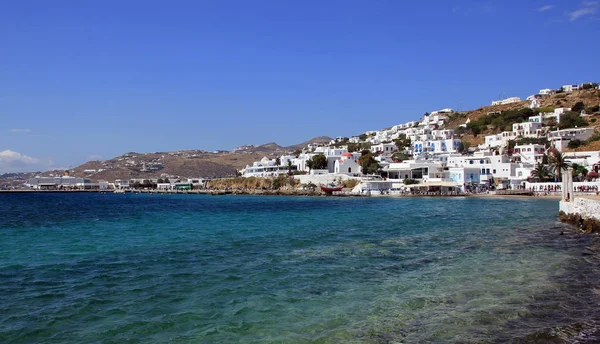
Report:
1,193,600,343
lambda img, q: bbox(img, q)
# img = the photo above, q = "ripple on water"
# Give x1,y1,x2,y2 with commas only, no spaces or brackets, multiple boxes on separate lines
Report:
1,194,600,343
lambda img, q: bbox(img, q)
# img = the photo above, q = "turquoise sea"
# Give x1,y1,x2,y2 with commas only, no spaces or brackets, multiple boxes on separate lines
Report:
1,193,600,343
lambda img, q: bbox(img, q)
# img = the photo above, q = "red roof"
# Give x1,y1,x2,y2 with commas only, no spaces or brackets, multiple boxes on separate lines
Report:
342,152,353,157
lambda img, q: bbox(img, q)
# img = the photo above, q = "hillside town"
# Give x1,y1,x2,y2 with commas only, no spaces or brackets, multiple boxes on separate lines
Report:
15,83,600,196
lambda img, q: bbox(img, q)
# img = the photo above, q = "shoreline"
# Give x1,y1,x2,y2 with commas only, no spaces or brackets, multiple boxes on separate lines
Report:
2,189,596,199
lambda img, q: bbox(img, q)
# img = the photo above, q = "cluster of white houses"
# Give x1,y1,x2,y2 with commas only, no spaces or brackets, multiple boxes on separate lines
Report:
24,82,600,194
241,93,600,192
480,107,595,152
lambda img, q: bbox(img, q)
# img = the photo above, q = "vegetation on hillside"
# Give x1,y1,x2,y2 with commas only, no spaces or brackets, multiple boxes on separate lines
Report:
359,151,381,174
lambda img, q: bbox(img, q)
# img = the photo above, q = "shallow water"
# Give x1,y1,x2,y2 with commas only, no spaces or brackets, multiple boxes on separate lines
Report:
1,193,599,343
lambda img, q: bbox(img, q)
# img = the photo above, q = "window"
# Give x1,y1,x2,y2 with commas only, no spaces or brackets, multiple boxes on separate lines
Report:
493,169,497,174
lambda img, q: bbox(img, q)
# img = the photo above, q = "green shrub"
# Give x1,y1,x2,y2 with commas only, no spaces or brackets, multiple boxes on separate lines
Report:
568,139,583,149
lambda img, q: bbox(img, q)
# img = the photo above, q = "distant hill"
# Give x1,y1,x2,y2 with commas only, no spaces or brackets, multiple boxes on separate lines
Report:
285,136,333,151
232,136,332,155
0,136,335,184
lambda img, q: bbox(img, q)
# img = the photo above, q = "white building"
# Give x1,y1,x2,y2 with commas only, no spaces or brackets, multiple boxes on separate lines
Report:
430,108,454,115
539,88,555,95
381,160,444,181
562,84,579,92
562,151,600,172
513,144,546,164
334,152,362,176
548,128,595,151
512,121,543,138
491,97,521,106
241,157,295,177
446,151,517,181
529,97,541,109
371,143,397,154
543,108,571,124
482,131,519,149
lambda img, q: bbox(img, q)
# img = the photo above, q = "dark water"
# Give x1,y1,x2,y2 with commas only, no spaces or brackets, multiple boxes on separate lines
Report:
1,193,600,343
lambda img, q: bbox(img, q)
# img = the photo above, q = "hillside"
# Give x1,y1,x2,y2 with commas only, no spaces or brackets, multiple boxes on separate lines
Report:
232,136,332,155
24,136,333,182
446,89,600,147
447,89,600,128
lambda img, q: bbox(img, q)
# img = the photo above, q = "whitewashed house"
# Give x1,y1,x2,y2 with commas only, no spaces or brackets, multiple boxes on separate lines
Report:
371,143,397,154
491,97,521,106
513,144,546,164
548,128,595,151
562,84,579,92
446,151,517,182
512,121,543,138
334,152,362,176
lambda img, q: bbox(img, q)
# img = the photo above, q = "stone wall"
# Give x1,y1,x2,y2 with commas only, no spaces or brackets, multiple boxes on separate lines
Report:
559,198,600,232
560,198,600,221
294,174,358,185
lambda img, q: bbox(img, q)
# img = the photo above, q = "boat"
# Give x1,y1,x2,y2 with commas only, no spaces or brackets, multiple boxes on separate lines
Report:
320,184,344,193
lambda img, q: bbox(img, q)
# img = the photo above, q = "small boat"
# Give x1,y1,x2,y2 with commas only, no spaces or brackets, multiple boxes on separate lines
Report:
320,184,344,193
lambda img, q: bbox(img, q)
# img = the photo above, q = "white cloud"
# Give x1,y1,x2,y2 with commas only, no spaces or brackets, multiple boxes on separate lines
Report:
569,1,599,21
0,150,40,173
9,128,32,133
537,5,554,12
569,7,598,21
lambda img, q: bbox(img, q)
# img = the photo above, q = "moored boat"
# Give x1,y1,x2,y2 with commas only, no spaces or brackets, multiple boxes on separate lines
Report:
320,184,344,193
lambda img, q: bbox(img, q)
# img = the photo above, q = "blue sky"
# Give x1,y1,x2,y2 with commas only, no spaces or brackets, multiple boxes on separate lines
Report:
1,0,599,173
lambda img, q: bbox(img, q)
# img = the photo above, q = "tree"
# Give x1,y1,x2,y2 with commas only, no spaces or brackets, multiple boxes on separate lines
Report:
543,117,558,129
308,154,327,170
457,142,471,154
567,139,582,149
358,151,380,175
548,148,570,181
393,135,410,151
467,123,481,137
571,163,588,182
558,111,588,129
287,160,293,175
392,152,409,162
275,157,281,166
572,101,585,113
530,162,550,182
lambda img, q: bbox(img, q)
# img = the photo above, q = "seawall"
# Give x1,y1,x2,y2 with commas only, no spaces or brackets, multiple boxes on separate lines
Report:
559,197,600,232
